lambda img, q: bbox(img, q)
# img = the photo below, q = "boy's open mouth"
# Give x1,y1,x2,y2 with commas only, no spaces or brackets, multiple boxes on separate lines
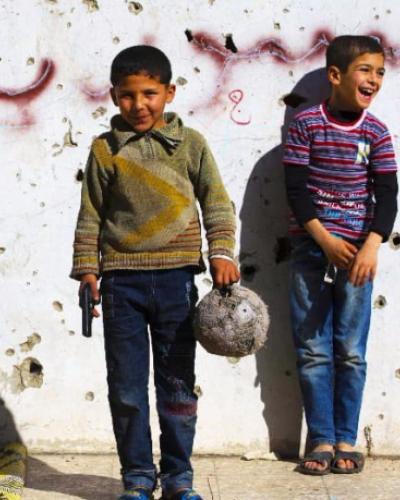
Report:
359,87,374,97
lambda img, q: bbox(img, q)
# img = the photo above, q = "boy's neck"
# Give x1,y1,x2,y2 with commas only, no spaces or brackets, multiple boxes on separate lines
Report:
325,100,363,124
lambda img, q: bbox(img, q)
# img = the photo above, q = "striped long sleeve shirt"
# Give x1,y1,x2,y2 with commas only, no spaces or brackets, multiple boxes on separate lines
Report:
284,102,398,243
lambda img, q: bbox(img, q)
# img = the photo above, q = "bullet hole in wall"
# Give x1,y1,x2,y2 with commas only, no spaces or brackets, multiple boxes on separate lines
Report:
0,248,5,255
363,425,373,456
395,368,400,379
92,106,107,119
185,29,193,42
225,34,238,53
274,237,292,264
52,301,63,312
373,295,387,309
389,232,400,249
176,77,188,86
194,385,203,397
82,0,99,13
240,264,259,282
282,93,308,108
85,391,95,401
127,1,143,14
202,277,213,287
13,357,44,391
76,169,84,181
5,349,15,357
20,333,41,353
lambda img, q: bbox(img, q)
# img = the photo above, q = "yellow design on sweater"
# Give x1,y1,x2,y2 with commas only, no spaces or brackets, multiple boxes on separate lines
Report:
71,113,236,277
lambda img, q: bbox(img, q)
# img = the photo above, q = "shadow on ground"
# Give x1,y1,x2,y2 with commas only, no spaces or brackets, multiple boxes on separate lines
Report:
26,456,120,500
239,68,330,458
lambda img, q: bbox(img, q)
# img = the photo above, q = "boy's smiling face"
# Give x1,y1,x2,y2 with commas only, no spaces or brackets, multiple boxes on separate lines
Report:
111,73,175,133
328,52,385,112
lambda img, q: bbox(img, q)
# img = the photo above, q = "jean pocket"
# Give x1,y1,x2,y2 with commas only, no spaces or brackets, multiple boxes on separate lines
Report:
102,293,114,319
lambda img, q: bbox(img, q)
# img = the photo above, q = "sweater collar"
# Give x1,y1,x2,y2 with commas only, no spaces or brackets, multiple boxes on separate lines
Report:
111,112,184,153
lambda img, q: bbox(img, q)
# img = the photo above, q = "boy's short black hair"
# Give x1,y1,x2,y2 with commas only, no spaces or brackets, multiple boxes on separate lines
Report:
110,45,172,86
326,35,384,72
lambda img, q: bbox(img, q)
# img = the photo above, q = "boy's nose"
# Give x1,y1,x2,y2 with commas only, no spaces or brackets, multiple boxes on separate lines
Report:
132,96,145,110
368,72,380,86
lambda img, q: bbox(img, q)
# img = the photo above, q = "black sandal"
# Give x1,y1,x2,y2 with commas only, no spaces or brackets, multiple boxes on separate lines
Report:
331,450,365,474
298,450,333,476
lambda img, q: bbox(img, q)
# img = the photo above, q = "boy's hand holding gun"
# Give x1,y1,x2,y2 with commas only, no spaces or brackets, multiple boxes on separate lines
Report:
79,274,101,337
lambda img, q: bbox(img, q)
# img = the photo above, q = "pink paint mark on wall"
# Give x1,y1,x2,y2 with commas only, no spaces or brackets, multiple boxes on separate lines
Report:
0,59,55,103
0,109,35,129
188,31,333,108
81,84,110,102
229,89,251,125
142,34,156,46
368,32,400,64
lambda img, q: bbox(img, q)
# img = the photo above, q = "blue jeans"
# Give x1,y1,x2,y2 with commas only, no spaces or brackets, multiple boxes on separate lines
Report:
101,268,198,495
290,236,372,447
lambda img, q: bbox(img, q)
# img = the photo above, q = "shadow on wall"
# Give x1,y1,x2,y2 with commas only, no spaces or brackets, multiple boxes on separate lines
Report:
239,68,330,458
0,397,22,448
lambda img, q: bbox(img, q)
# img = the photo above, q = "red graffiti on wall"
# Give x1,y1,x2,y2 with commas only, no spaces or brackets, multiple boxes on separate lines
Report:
0,59,55,103
81,84,110,102
229,89,251,125
187,30,332,107
186,30,400,108
0,59,55,127
1,31,400,129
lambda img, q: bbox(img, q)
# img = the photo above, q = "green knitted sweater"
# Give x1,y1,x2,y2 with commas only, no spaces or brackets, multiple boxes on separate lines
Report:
71,113,236,279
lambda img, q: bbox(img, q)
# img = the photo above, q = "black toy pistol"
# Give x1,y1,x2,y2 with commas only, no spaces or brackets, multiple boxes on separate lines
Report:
79,282,96,337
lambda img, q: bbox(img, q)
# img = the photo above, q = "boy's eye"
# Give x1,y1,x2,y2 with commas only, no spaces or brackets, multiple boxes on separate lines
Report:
377,69,385,77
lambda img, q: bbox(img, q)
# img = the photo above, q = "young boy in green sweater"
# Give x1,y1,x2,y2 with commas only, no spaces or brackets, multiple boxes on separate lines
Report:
71,45,240,500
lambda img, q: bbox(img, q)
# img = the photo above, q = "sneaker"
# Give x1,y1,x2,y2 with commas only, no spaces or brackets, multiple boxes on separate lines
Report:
163,488,203,500
118,487,153,500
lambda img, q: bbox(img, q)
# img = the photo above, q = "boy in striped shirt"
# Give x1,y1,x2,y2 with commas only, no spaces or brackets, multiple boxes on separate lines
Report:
284,36,397,475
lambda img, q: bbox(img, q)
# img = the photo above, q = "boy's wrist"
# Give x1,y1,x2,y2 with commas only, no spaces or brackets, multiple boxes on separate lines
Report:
209,254,234,262
363,232,382,250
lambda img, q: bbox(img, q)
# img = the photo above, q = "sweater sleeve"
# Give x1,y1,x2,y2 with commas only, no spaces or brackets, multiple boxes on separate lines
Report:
70,146,109,279
194,140,236,259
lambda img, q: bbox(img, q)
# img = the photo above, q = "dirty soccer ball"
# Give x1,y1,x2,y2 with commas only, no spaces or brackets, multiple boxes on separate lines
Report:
193,284,269,357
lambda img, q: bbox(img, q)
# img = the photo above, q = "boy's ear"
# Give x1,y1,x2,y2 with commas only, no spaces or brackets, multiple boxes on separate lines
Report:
166,84,176,103
110,88,118,106
327,65,342,86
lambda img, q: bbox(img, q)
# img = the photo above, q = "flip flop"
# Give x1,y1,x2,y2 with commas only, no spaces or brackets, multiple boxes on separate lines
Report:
331,450,365,474
297,450,333,476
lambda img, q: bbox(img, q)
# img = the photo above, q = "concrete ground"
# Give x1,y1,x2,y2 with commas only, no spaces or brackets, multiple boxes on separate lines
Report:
24,454,400,500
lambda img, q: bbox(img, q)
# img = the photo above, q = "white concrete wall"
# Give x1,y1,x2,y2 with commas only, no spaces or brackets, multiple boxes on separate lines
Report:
1,0,399,456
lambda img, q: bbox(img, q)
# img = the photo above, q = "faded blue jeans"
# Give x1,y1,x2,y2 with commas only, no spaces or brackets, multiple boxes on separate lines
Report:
101,267,198,495
290,236,372,447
